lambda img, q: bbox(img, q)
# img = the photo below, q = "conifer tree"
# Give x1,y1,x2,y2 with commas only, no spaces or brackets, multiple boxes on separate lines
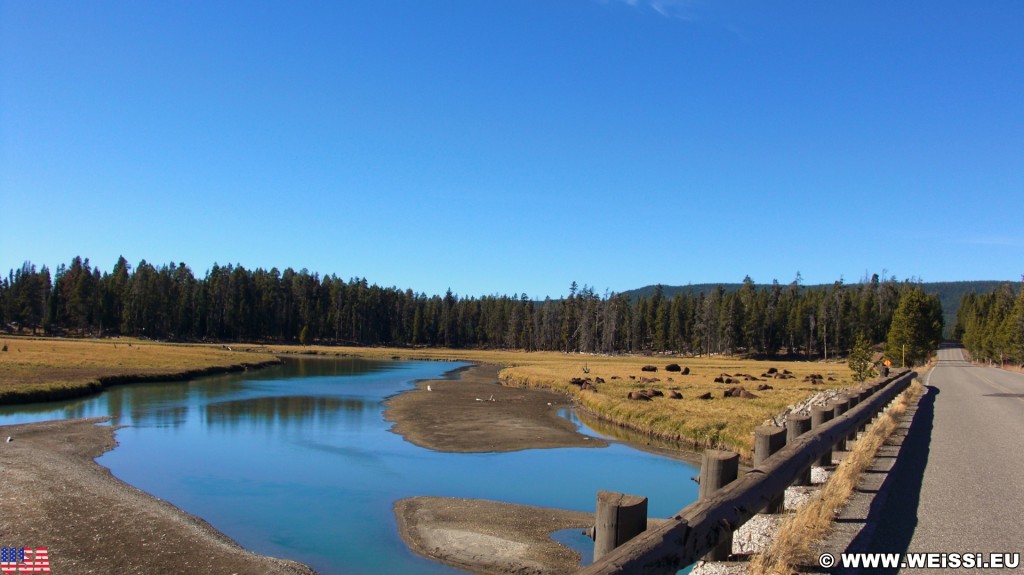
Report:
885,288,943,367
848,334,875,382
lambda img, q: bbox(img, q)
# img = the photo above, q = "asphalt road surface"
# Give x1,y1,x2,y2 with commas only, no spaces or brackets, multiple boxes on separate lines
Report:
894,346,1024,573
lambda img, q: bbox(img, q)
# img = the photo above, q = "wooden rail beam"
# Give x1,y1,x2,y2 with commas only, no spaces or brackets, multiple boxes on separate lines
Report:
577,370,914,575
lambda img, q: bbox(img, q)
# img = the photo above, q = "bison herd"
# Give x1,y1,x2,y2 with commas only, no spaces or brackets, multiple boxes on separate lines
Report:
569,363,821,404
569,377,598,392
627,389,685,401
802,373,835,384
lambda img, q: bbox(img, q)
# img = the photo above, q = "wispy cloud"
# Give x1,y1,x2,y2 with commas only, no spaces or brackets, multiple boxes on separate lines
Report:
604,0,700,21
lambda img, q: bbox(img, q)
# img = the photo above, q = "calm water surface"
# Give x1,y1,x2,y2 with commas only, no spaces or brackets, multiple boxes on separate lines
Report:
0,358,699,574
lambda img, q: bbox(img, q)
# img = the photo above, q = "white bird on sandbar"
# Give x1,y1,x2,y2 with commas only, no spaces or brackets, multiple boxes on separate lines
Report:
427,385,432,391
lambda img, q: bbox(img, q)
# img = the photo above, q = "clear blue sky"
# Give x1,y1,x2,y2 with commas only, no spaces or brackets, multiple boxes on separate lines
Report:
2,1,1021,298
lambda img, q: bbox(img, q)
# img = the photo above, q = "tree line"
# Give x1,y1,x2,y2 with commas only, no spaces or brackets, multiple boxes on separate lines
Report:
954,280,1024,365
1,256,942,361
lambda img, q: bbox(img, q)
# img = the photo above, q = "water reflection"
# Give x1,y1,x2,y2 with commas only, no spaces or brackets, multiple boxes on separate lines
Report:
0,357,403,428
203,396,374,431
564,409,703,462
0,358,699,575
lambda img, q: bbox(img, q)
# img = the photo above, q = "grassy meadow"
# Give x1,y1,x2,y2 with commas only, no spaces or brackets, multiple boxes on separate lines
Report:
246,344,856,458
0,337,276,403
1,338,857,457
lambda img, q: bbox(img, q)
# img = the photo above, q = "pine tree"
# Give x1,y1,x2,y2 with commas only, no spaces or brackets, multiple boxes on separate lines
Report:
885,288,943,367
848,334,875,382
999,284,1024,364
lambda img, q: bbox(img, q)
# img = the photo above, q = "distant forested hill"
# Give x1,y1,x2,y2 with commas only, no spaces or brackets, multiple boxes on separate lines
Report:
3,254,1012,350
621,280,1013,338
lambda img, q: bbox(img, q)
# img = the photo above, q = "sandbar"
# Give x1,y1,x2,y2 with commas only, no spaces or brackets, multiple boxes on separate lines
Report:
0,417,316,575
395,496,596,575
384,363,608,452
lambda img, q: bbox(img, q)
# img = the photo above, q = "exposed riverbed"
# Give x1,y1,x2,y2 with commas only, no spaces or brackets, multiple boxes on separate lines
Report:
0,357,700,574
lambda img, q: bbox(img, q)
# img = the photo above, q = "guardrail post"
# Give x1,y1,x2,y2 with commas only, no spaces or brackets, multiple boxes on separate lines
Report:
858,388,873,432
593,491,648,561
832,396,851,451
846,393,860,446
786,415,812,486
699,450,739,561
754,426,787,513
811,406,834,467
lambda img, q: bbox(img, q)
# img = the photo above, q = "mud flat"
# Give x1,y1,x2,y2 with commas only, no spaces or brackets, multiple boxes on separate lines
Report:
384,363,608,452
0,418,316,575
395,496,596,575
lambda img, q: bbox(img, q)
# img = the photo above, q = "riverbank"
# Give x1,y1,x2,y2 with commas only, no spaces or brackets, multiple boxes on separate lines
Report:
249,345,855,460
394,496,596,575
0,336,280,404
3,338,855,458
0,417,316,574
384,363,608,452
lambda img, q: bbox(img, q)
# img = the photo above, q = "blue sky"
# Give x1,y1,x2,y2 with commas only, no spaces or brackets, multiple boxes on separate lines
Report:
2,1,1021,298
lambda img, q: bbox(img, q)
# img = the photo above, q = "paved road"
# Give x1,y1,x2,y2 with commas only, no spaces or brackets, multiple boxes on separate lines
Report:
897,347,1024,573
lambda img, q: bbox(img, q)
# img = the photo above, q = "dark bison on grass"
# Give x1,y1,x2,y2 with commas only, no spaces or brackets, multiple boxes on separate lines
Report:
723,386,758,399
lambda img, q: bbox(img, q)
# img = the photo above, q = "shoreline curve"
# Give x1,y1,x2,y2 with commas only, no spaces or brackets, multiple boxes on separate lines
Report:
0,417,317,575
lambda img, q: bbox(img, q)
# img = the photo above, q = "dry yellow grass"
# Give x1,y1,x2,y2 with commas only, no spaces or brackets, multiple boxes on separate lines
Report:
0,337,275,402
749,378,926,575
1,339,858,457
245,345,856,458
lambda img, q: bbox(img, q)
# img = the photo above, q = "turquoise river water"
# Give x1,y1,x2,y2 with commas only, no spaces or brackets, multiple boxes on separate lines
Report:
0,358,699,574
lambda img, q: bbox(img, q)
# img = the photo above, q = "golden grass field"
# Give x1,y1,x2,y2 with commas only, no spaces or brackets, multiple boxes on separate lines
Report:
1,338,858,457
248,344,857,458
0,337,275,402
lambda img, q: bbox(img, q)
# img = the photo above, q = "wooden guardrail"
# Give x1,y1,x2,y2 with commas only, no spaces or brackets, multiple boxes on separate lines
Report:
578,369,916,575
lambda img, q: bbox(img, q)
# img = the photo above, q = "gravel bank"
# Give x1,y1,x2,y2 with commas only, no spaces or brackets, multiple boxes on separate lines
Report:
384,363,608,452
395,496,596,575
0,417,316,575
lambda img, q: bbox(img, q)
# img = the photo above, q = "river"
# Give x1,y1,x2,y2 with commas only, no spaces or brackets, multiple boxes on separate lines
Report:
0,357,699,574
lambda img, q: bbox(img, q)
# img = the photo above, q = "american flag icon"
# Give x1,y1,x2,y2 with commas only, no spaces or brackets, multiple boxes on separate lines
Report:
0,547,50,574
